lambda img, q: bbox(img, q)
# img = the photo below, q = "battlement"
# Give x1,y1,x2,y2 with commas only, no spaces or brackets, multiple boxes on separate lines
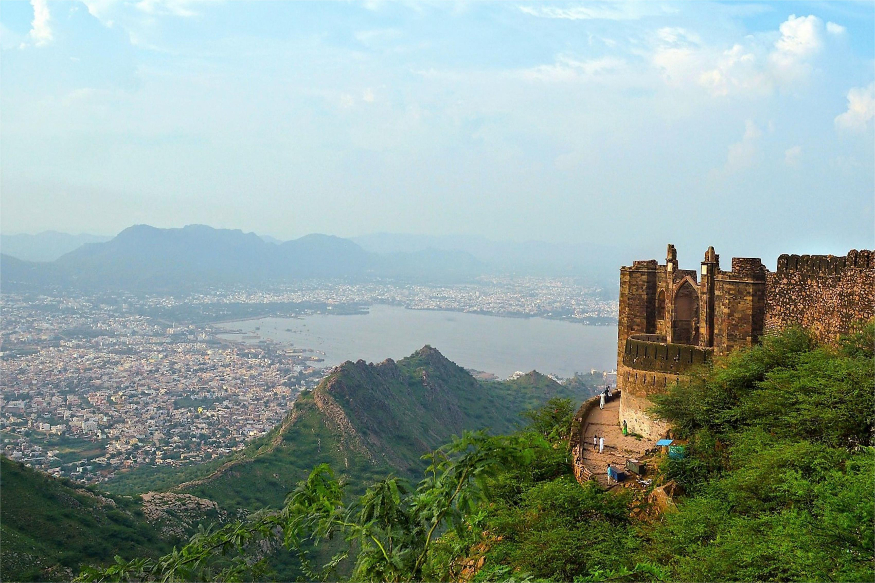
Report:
721,258,766,281
616,243,874,439
629,260,659,269
622,337,711,374
628,333,665,343
776,250,874,275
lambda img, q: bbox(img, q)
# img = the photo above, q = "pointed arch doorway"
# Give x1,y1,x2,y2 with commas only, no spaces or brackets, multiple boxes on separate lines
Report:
672,281,699,345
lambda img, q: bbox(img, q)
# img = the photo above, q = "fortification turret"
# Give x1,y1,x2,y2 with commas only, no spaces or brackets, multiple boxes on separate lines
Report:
699,246,719,347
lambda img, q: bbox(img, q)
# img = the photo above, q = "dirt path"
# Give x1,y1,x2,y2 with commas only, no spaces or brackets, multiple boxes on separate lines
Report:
578,394,653,487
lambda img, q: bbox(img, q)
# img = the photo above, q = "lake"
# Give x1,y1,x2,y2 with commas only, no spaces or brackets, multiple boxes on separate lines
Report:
215,304,617,379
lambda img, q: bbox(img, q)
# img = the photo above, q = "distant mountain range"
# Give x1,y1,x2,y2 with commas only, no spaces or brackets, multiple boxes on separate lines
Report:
0,231,111,262
0,225,485,292
0,226,625,292
352,232,628,284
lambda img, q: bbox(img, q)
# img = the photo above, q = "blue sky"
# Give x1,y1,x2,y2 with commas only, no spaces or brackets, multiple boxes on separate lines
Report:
1,1,873,264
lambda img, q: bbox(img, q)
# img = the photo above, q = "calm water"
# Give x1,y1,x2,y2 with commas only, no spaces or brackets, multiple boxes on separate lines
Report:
216,305,617,379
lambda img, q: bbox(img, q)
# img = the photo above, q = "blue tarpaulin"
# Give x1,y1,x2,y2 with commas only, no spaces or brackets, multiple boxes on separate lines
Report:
656,439,674,446
607,466,626,482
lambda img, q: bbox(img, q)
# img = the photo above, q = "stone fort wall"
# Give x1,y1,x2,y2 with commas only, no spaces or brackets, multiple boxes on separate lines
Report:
616,246,874,440
617,336,711,439
765,250,875,344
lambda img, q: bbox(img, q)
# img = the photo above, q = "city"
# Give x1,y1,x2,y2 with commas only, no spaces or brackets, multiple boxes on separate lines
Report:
1,277,618,484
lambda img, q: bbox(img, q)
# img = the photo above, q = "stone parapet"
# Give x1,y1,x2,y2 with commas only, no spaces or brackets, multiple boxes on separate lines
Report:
570,394,603,483
618,378,670,439
613,244,874,441
622,337,711,374
722,258,766,282
765,252,874,343
777,250,874,274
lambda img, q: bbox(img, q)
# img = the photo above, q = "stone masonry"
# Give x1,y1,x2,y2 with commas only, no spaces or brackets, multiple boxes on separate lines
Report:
615,245,875,439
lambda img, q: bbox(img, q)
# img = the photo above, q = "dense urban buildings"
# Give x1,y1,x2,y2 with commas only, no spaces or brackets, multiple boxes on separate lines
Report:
1,277,618,483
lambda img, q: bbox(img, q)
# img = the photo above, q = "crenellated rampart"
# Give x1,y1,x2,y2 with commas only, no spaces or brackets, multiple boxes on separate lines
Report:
622,336,712,374
765,250,875,343
615,244,873,441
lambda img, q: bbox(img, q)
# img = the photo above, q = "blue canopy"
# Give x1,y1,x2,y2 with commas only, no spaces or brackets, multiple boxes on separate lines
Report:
656,439,674,446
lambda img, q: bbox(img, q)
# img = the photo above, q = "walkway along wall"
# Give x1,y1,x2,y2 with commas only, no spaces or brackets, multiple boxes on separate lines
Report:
570,394,603,483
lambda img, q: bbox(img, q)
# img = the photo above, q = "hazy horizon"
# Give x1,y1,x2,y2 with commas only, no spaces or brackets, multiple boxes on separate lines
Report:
2,1,873,266
3,223,873,273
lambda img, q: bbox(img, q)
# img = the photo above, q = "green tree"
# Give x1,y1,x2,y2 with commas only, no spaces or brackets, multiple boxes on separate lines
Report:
77,431,513,583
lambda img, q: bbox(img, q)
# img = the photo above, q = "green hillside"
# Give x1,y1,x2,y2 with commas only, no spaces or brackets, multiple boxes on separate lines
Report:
80,325,874,583
0,457,171,582
175,346,596,511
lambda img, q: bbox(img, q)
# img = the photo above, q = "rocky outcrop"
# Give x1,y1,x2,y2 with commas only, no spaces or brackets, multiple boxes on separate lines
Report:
141,492,227,538
313,382,374,460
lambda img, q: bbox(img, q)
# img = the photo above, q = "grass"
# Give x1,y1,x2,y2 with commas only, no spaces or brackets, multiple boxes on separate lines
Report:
0,456,172,582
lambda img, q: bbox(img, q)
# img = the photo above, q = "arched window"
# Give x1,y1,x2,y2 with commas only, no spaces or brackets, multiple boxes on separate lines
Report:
672,281,699,345
656,290,666,321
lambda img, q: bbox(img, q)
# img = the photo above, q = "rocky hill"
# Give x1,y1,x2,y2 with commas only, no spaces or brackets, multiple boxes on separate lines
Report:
2,347,596,580
176,346,592,511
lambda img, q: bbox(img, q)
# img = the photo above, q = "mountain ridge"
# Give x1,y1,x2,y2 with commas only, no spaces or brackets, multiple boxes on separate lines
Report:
1,225,485,292
115,346,597,511
0,231,112,262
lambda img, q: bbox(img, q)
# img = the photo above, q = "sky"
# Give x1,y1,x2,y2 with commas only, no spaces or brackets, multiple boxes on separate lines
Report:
1,0,873,265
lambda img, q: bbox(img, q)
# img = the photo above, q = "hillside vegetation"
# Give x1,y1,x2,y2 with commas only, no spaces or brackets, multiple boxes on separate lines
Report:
645,324,874,582
0,457,171,582
77,324,874,582
175,346,597,511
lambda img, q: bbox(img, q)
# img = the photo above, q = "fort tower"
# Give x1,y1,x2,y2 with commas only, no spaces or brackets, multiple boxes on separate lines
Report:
616,245,874,439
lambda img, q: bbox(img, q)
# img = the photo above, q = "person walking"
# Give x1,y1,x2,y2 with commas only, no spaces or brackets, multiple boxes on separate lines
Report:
599,436,604,454
593,435,598,449
599,393,605,410
622,420,628,436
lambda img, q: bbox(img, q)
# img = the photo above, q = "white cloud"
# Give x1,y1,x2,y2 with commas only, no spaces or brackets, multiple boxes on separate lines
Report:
656,27,701,47
135,0,199,17
519,55,625,82
784,145,802,167
774,14,823,58
697,44,769,97
362,88,375,103
826,22,846,36
725,120,762,171
81,0,118,25
519,4,644,21
835,82,875,132
28,0,53,47
82,0,206,26
653,14,826,98
769,14,823,86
